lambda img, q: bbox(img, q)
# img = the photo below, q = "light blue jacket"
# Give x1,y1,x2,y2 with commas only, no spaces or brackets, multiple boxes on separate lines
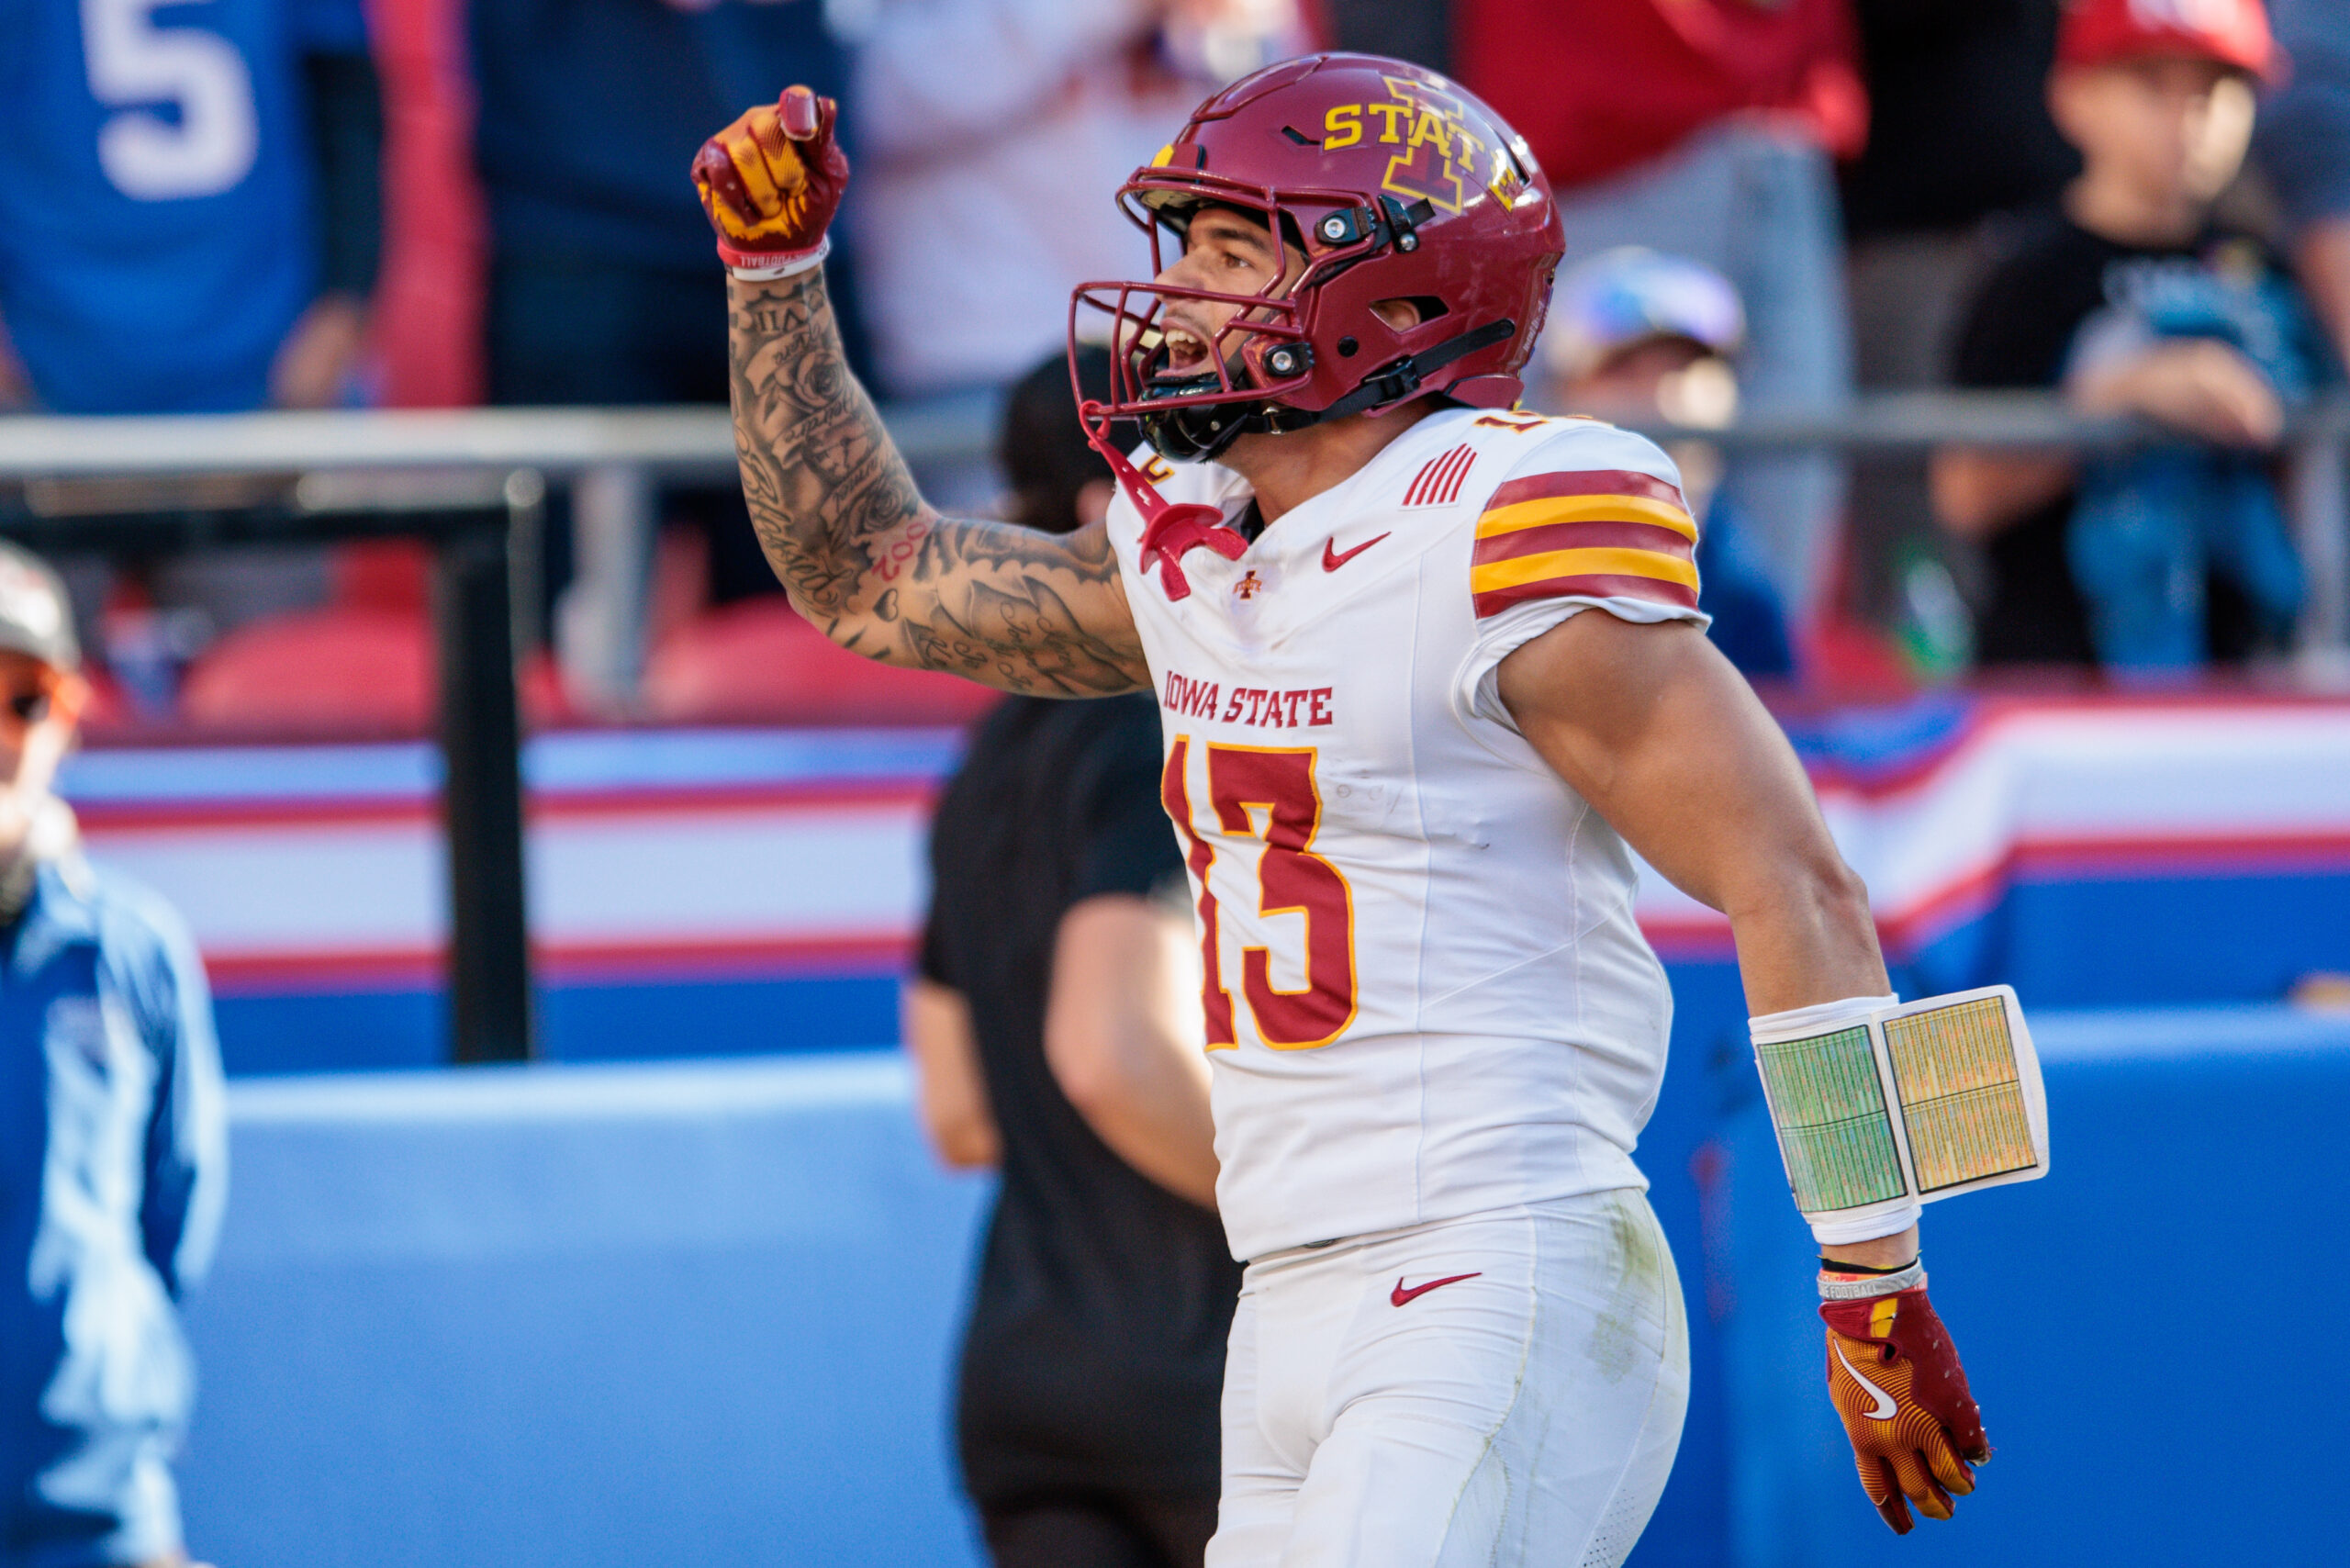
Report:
0,859,224,1568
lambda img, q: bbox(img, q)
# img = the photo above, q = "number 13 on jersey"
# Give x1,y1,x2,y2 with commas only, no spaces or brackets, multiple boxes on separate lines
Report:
1161,737,1359,1051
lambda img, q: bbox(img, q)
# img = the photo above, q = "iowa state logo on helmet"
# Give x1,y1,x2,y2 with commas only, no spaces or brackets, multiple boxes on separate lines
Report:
1319,73,1529,217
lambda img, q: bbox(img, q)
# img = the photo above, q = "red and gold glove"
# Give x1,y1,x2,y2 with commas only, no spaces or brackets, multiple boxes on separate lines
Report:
1819,1266,1990,1534
690,85,849,276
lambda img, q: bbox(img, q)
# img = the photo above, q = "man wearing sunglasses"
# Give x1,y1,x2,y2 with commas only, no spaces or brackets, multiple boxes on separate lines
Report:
0,543,227,1568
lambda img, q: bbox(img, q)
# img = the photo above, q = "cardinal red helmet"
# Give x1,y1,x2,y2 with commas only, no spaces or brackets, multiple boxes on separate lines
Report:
1071,52,1564,464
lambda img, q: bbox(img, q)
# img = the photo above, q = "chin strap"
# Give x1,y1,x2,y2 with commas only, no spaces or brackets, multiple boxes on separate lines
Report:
1080,317,1517,599
1142,315,1521,458
1079,403,1244,601
1292,317,1517,428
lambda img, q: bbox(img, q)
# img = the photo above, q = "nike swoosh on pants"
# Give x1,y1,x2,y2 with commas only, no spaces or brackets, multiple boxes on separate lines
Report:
1391,1271,1481,1307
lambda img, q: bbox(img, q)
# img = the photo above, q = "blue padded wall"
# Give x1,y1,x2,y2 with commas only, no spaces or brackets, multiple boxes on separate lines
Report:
171,1009,2350,1568
178,1055,991,1568
1718,1006,2350,1568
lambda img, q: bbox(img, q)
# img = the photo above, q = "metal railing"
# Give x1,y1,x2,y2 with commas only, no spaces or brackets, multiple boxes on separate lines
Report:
0,398,997,1067
1,389,2343,1065
0,464,541,1064
1619,390,2350,657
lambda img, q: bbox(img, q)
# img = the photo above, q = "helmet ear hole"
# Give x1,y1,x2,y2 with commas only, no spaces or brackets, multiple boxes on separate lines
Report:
1371,297,1449,333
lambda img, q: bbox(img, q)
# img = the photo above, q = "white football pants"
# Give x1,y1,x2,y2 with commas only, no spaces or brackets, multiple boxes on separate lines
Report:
1207,1190,1690,1568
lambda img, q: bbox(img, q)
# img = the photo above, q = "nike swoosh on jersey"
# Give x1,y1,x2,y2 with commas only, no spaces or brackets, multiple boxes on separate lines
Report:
1835,1341,1899,1420
1391,1271,1481,1306
1324,532,1392,571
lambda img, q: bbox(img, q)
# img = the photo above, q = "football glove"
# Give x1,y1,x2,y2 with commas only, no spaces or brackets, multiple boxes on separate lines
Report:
1819,1277,1989,1534
691,85,849,274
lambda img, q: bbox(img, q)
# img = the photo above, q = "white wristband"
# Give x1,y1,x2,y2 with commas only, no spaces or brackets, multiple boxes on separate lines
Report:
1748,993,1897,1040
730,234,831,282
1818,1259,1925,1300
1807,1202,1922,1247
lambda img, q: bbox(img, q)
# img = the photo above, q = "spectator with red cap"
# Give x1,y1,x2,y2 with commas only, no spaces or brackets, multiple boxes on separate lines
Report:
1451,0,1867,642
1932,0,2334,669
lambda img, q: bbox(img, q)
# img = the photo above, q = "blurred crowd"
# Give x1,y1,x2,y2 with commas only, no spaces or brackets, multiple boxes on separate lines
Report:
1,0,2346,728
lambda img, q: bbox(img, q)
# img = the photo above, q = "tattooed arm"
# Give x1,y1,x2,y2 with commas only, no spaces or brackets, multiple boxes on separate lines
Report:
697,85,1146,693
728,270,1149,696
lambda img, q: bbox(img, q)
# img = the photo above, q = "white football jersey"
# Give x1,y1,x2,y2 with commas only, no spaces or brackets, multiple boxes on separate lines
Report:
1108,406,1711,1261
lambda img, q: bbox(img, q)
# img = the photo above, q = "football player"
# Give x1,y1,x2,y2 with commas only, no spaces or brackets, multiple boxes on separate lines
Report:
695,55,1993,1563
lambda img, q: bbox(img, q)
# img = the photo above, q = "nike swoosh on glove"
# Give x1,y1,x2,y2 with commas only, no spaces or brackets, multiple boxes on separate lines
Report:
1821,1284,1990,1534
690,85,849,272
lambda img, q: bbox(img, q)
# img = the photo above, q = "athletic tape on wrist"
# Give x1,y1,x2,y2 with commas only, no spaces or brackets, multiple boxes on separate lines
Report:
1818,1260,1925,1300
1750,986,2050,1249
729,234,831,282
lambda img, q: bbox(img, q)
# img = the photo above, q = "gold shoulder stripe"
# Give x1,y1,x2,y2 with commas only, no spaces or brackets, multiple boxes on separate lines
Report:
1470,546,1701,597
1476,493,1698,543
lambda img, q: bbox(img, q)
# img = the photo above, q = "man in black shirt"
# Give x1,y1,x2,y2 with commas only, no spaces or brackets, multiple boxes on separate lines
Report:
907,351,1239,1568
1932,0,2321,667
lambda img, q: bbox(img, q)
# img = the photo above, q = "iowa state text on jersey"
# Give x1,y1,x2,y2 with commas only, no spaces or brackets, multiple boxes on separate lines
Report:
1162,670,1336,729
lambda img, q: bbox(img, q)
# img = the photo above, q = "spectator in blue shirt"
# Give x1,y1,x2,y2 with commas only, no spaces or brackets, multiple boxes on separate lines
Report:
0,543,227,1568
0,0,386,702
0,0,384,414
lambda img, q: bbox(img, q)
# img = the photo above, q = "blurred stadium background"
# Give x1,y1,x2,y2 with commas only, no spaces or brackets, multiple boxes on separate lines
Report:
4,0,2348,1564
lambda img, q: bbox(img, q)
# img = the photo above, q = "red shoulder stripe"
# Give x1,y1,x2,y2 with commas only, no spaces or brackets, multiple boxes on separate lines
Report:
1472,519,1695,566
1483,468,1688,513
1472,573,1701,619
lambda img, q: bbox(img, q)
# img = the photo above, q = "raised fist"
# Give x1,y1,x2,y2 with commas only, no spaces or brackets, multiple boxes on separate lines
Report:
691,86,849,273
1820,1284,1989,1534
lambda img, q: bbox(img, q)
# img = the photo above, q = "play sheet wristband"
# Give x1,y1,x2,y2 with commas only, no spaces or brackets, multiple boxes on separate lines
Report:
1750,985,2051,1246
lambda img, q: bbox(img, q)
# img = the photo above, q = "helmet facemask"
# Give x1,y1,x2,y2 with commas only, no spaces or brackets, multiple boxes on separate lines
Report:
1074,192,1332,463
1072,173,1529,465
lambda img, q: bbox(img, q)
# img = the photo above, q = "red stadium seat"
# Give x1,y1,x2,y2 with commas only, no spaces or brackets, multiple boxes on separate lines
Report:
179,605,575,734
334,539,431,612
643,599,1001,726
180,607,433,733
180,588,988,733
